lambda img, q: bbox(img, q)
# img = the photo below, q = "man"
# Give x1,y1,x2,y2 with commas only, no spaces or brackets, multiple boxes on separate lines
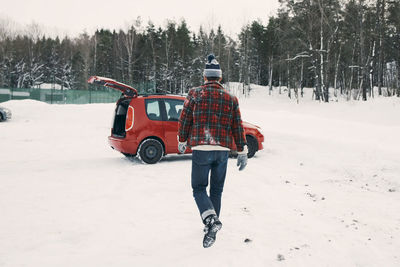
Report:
178,54,248,248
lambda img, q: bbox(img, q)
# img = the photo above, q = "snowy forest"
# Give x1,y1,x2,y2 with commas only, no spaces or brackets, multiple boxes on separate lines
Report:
0,0,399,102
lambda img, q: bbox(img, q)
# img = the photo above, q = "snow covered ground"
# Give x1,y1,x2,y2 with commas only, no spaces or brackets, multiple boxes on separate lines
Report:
1,86,400,267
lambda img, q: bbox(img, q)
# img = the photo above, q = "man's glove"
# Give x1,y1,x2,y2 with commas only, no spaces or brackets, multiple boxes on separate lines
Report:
178,141,187,154
237,153,248,171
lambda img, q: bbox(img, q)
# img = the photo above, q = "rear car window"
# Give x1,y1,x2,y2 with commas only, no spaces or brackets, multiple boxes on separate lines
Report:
145,99,162,121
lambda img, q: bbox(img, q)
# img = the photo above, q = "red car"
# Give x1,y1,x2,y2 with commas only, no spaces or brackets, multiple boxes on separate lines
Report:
88,76,264,164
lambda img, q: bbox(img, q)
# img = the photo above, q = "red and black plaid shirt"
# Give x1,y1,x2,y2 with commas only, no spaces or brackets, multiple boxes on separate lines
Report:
178,81,247,152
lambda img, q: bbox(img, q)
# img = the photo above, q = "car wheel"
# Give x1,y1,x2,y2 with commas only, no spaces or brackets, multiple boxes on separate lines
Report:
246,135,258,158
0,113,3,122
138,139,164,164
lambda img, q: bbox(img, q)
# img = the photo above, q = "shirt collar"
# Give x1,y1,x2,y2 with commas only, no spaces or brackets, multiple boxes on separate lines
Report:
204,81,223,88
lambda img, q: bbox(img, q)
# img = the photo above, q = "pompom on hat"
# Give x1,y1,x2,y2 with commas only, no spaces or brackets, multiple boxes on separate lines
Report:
203,54,222,78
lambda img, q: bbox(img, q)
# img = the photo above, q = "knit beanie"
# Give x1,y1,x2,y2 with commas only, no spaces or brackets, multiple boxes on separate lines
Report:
203,54,222,78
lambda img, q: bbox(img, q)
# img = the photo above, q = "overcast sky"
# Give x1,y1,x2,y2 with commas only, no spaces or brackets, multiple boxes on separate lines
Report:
1,0,280,37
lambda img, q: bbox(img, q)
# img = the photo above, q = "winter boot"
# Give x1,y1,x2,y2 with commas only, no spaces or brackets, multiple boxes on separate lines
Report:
202,215,222,248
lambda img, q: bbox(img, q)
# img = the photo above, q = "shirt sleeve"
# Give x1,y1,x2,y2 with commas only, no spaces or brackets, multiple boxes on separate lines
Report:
231,96,247,152
178,89,194,142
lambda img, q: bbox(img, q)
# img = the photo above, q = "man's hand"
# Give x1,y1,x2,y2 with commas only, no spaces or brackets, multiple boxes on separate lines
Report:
237,153,248,171
178,141,187,154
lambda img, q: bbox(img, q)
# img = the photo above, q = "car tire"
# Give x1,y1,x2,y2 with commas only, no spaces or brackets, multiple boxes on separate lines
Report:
246,135,258,158
0,113,3,122
138,139,164,164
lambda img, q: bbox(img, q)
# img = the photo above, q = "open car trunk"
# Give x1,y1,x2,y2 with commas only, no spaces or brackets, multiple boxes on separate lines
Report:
87,76,138,138
112,98,130,137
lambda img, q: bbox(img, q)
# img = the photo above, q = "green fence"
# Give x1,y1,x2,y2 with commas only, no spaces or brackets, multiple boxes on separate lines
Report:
0,82,155,104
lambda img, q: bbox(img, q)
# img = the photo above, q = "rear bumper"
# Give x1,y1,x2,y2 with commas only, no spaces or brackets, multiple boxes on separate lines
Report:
108,135,139,155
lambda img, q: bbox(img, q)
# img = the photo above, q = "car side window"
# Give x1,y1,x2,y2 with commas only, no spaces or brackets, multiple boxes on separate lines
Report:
164,99,184,121
145,99,162,121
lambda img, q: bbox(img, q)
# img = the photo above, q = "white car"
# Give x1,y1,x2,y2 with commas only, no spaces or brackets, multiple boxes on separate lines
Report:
0,106,12,122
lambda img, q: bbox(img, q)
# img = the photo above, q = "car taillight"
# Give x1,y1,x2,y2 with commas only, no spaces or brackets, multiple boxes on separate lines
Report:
125,106,134,131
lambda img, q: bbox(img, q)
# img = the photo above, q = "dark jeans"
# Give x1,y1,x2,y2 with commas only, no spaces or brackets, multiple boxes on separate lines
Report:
191,150,229,221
